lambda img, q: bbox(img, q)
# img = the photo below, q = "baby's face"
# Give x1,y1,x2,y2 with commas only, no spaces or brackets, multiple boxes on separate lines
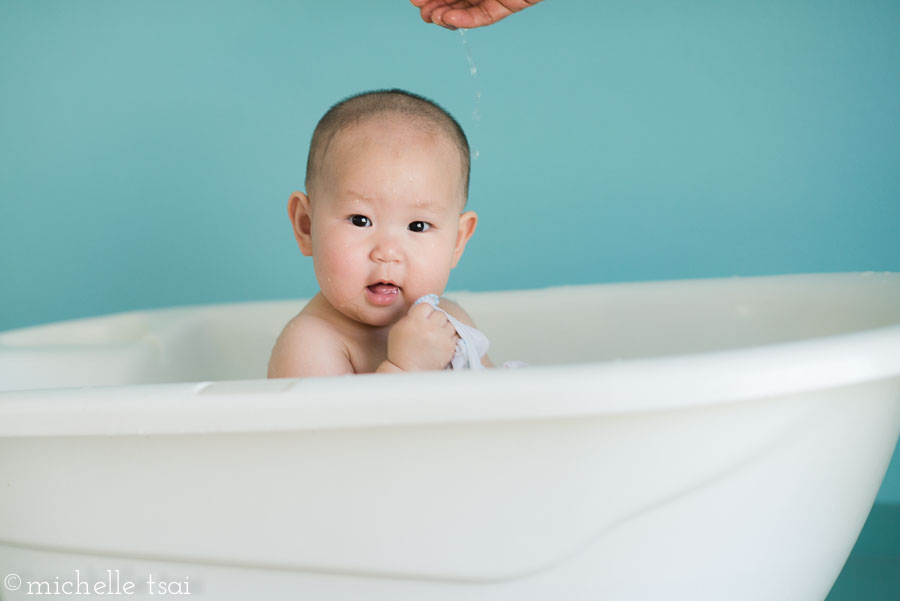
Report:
305,116,473,327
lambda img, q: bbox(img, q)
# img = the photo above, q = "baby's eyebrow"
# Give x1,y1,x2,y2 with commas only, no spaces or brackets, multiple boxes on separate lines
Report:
333,190,451,215
409,197,443,211
335,190,373,206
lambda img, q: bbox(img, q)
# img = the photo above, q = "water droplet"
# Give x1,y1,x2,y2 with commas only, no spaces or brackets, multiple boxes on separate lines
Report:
473,149,480,160
459,29,482,154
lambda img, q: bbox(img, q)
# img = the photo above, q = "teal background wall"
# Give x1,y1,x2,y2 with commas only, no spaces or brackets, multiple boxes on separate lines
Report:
1,0,899,505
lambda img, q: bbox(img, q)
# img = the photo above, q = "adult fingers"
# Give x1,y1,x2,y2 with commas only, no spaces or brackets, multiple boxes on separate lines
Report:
431,0,493,29
436,0,542,29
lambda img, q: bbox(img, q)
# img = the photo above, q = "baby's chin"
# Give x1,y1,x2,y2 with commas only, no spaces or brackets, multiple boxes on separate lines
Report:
324,290,426,328
358,313,402,328
344,304,409,329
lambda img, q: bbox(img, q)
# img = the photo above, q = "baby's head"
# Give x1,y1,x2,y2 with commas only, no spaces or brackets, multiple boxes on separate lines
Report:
305,89,470,204
289,90,478,327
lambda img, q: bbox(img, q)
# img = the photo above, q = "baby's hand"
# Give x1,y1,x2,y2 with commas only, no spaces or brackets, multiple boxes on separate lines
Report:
386,302,458,371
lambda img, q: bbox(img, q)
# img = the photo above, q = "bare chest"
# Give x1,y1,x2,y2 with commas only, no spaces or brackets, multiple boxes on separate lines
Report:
344,330,389,374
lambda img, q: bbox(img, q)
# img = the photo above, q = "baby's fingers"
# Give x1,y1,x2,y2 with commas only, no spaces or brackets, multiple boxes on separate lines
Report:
408,301,437,321
428,307,451,325
430,311,460,341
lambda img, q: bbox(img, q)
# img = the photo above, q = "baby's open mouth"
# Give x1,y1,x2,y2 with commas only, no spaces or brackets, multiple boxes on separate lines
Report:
366,282,401,307
367,282,400,296
367,282,400,295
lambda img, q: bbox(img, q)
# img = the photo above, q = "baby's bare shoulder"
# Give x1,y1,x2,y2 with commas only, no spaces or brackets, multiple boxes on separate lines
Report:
438,297,476,327
268,312,353,378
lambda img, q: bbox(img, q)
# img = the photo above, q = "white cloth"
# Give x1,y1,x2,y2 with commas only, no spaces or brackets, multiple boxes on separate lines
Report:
414,294,489,370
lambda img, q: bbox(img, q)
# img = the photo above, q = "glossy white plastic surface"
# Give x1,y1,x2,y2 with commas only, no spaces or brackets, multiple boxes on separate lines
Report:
1,273,899,600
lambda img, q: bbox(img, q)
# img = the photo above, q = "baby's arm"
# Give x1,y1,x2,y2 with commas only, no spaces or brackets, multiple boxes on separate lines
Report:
268,315,354,378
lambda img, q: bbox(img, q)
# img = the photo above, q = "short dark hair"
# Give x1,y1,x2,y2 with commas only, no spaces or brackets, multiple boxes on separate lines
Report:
305,89,470,200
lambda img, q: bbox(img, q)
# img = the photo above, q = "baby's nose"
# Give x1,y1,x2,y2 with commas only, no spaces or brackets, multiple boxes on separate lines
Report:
370,234,402,263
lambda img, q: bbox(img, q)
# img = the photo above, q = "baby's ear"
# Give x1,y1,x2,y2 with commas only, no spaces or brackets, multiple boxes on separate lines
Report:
451,210,478,268
288,191,313,256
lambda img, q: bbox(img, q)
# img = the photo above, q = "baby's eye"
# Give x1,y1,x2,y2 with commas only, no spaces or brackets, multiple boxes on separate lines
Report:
408,221,432,233
349,215,371,227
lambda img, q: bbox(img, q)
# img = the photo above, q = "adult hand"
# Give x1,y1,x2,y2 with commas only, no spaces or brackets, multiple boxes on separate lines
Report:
409,0,542,30
385,301,458,371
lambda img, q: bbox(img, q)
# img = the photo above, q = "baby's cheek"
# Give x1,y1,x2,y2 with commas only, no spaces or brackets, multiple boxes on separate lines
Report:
319,244,355,274
412,255,453,292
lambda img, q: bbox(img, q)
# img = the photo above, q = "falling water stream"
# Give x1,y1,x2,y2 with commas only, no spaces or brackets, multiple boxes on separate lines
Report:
458,29,481,160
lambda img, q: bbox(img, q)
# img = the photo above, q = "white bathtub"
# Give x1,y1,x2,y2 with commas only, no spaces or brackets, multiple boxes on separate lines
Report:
1,272,899,601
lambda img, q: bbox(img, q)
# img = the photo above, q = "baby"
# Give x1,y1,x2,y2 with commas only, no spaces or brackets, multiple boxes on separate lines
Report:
268,89,492,378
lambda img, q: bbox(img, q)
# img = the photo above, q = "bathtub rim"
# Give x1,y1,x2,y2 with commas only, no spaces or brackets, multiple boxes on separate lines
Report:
1,319,899,438
2,270,899,341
